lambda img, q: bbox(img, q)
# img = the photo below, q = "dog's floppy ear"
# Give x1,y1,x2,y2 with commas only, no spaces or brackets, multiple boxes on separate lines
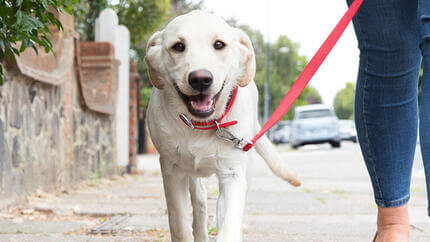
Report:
235,28,256,87
145,31,164,89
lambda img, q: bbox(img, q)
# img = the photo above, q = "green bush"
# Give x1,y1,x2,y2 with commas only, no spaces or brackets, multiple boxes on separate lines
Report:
0,0,76,84
334,82,355,119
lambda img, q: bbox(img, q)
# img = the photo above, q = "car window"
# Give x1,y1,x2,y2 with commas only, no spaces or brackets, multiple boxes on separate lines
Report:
296,110,333,119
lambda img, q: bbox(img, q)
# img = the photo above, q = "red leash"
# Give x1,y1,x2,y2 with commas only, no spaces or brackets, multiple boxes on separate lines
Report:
242,0,363,151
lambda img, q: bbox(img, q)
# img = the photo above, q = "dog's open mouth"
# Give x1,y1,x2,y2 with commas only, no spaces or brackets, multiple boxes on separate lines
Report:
175,85,223,118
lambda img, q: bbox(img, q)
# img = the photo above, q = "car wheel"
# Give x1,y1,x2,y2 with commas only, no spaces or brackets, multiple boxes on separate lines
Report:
291,145,299,149
331,141,341,148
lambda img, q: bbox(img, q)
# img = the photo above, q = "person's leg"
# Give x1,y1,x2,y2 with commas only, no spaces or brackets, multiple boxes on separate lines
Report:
376,204,410,241
347,0,421,240
418,0,430,217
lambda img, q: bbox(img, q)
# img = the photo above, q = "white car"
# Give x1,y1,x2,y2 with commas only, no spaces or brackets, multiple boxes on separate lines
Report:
339,120,357,143
290,104,341,149
272,121,291,144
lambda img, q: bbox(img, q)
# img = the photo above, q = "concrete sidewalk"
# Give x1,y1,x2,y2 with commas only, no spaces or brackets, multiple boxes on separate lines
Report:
0,144,429,241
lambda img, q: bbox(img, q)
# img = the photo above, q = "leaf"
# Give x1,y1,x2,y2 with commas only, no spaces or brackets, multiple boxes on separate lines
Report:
47,13,62,30
31,45,38,55
20,14,35,32
0,40,4,52
11,46,20,55
16,0,23,6
0,65,3,86
19,40,26,52
41,0,48,9
54,19,63,30
16,10,23,26
41,35,52,48
28,15,44,29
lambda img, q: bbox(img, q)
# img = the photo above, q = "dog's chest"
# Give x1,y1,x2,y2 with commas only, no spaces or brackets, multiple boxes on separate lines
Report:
172,137,224,176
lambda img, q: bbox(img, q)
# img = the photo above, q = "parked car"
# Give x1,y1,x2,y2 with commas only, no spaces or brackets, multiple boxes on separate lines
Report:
272,121,291,144
290,104,341,149
339,120,357,143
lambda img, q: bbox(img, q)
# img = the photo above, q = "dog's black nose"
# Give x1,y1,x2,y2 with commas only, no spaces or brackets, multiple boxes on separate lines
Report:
188,69,213,91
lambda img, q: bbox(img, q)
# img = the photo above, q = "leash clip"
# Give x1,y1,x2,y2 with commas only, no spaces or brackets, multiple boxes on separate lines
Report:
179,114,195,129
214,121,251,150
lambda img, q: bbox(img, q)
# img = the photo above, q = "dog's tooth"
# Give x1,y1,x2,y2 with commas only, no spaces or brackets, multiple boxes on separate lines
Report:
189,95,215,112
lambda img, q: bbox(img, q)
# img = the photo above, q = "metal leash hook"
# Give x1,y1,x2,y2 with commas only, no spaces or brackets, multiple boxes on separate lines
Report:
214,121,251,150
179,114,195,129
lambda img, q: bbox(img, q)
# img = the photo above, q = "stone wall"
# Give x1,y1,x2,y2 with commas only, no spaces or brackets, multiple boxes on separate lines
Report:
0,14,119,208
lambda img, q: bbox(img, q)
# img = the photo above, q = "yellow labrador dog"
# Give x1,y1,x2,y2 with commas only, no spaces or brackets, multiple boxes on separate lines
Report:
145,10,300,242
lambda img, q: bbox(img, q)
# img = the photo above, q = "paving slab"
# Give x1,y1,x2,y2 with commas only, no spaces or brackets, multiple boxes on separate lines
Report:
0,219,94,234
0,143,428,241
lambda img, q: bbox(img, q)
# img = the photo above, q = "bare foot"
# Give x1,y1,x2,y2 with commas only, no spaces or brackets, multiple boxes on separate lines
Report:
375,204,410,242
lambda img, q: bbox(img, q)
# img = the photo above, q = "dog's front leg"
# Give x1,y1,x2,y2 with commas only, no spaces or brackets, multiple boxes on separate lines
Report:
160,160,193,242
215,168,247,242
189,177,209,242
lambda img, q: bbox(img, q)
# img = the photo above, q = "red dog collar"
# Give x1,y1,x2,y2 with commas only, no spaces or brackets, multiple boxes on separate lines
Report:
179,86,238,130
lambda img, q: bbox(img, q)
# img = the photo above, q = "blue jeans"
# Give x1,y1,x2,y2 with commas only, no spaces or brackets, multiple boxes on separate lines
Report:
347,0,430,214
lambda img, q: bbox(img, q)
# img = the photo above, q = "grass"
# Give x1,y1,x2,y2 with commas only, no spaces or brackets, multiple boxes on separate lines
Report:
149,227,161,232
88,173,102,187
91,172,102,179
316,197,327,204
331,190,347,195
302,188,312,193
208,226,218,235
99,217,108,223
213,189,219,197
411,186,425,193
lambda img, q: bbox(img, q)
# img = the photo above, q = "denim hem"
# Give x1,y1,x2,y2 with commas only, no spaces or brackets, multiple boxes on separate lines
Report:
375,194,410,208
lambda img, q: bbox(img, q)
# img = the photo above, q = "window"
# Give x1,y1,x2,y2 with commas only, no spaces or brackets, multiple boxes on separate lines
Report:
296,110,333,119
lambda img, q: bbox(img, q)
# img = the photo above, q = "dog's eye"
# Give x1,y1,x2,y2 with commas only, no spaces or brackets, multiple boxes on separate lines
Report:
213,40,226,50
172,42,185,52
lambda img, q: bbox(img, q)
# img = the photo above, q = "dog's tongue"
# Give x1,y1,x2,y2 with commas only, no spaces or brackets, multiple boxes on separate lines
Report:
190,94,214,111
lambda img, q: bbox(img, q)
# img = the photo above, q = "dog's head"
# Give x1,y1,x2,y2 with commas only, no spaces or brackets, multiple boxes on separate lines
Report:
145,10,255,120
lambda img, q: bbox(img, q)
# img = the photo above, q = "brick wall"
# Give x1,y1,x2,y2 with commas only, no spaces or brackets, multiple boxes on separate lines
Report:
128,61,140,174
0,13,121,209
